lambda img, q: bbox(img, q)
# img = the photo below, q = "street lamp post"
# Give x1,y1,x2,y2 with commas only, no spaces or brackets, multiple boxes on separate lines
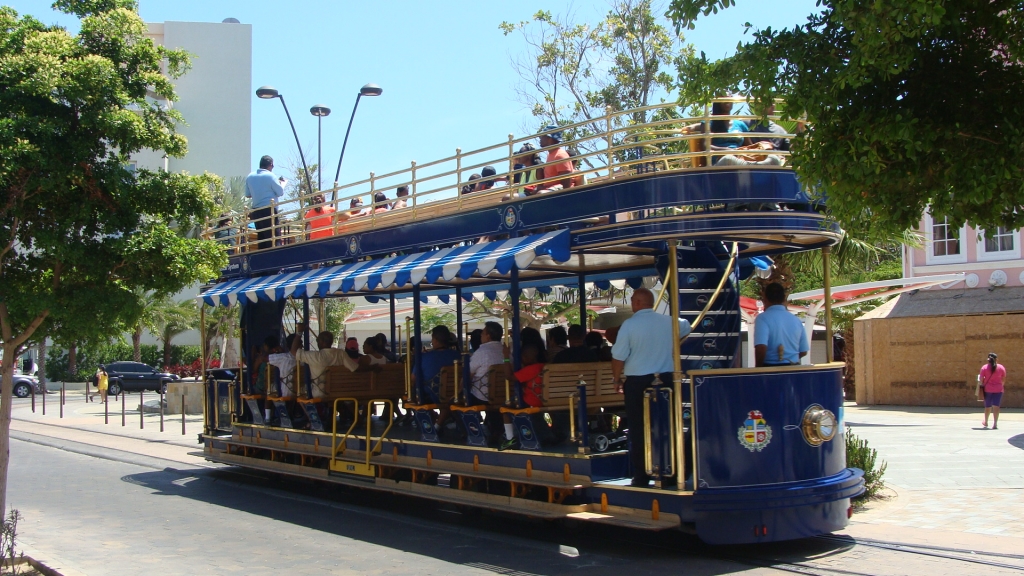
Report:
332,83,382,201
256,85,314,198
310,105,331,192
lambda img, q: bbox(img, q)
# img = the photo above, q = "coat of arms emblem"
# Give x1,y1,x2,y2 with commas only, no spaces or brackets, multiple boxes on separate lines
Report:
738,410,772,452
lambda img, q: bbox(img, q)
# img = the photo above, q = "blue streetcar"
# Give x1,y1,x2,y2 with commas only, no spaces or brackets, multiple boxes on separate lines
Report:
198,99,864,544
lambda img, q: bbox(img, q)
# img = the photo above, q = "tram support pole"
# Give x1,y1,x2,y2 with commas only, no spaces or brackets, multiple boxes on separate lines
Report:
577,273,587,331
455,287,464,352
200,304,209,435
390,295,398,355
669,241,684,488
510,265,521,372
302,296,310,351
823,246,834,363
412,284,424,404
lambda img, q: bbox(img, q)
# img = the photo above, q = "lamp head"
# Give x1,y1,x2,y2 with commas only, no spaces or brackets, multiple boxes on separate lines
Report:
310,104,331,117
360,83,383,97
256,85,280,99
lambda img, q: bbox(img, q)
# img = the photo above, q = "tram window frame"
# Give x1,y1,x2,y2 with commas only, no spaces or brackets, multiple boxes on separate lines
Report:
977,226,1020,262
924,213,967,265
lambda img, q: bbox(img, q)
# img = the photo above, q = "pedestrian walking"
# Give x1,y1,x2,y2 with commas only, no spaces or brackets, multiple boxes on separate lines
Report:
979,352,1005,430
96,365,109,404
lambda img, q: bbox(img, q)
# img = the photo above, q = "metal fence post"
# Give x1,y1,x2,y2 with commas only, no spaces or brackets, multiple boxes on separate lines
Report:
42,386,45,415
121,391,126,427
140,390,144,430
160,390,164,432
104,394,108,425
59,385,63,419
31,386,35,413
181,393,186,435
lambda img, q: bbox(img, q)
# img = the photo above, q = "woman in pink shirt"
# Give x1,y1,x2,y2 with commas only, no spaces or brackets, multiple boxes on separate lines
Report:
979,352,1006,429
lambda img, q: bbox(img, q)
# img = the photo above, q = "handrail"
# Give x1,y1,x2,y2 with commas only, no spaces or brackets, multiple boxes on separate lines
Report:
207,98,801,255
681,242,739,346
330,397,359,461
365,399,395,470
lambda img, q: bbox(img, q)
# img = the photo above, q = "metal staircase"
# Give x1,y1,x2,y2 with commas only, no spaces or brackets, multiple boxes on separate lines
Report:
673,244,742,372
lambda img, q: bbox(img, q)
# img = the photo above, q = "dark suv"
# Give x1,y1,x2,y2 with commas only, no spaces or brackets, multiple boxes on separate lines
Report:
104,362,179,396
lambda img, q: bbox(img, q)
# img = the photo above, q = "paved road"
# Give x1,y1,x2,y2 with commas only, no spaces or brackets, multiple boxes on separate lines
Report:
7,396,1024,575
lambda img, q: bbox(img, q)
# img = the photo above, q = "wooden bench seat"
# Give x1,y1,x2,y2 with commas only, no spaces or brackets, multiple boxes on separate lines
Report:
540,361,622,410
318,363,407,405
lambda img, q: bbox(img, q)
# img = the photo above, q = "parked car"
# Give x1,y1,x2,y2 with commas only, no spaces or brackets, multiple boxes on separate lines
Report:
12,373,42,398
103,362,180,396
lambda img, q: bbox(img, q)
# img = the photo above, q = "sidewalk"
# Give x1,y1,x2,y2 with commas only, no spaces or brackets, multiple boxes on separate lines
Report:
9,390,208,466
840,403,1024,554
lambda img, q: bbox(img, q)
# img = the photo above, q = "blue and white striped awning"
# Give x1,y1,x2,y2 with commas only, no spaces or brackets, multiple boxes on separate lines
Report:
200,230,571,307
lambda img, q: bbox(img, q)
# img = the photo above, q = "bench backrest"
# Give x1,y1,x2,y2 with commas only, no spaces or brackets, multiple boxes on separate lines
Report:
542,362,621,408
324,363,407,402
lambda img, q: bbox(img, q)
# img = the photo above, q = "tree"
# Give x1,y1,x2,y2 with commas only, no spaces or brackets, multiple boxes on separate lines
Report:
0,1,225,515
156,299,198,368
669,0,1024,235
501,0,689,161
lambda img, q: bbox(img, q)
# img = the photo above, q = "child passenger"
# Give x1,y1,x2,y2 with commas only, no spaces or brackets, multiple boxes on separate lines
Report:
498,343,546,451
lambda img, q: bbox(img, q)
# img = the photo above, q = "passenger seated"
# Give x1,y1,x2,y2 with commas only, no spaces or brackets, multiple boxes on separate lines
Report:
461,173,481,195
290,323,361,423
213,214,236,255
546,325,568,359
552,324,599,363
345,337,361,359
585,330,613,361
348,197,369,218
479,165,508,190
358,337,388,369
267,334,299,397
372,191,390,213
413,326,462,433
512,143,542,196
498,344,553,451
537,125,574,191
304,193,337,240
374,333,398,363
392,186,409,210
567,147,586,187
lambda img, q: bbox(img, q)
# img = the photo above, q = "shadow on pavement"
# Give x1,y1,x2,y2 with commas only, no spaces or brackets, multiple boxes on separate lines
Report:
119,466,856,576
1009,434,1024,451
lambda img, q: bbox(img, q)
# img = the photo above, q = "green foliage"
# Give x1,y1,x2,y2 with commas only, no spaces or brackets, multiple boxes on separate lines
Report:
420,307,456,332
502,0,690,155
670,0,1024,235
0,1,226,360
846,428,888,501
323,298,355,335
46,343,207,381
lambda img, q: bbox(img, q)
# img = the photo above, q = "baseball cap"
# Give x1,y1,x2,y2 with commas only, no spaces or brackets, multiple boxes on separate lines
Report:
540,125,562,142
481,166,497,177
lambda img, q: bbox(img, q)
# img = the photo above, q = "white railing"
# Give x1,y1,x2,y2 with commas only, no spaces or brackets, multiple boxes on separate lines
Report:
205,98,799,255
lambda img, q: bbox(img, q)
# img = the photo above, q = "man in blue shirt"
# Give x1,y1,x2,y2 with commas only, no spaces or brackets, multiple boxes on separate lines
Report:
245,155,286,250
611,288,691,487
754,283,809,367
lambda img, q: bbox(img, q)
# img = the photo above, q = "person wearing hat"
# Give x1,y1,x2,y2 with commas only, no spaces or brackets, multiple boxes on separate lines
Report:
512,143,542,196
537,125,574,191
979,352,1006,429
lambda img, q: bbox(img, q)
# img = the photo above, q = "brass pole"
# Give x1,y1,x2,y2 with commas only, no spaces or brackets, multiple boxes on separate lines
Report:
668,241,684,488
200,304,209,435
823,246,834,364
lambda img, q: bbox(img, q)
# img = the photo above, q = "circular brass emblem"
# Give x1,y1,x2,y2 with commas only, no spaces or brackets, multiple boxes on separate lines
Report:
801,404,838,446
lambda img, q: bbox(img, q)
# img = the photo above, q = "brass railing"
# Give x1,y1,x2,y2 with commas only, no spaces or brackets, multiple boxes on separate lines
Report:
205,98,799,254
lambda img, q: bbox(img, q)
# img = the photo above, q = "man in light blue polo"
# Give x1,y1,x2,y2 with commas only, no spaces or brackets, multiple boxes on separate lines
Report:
245,155,286,250
611,287,691,487
754,282,809,366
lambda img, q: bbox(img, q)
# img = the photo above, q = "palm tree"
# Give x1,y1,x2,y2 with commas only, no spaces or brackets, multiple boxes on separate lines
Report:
131,292,186,363
157,300,199,368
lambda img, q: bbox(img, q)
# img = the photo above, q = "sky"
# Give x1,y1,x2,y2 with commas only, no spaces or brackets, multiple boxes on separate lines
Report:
6,0,820,187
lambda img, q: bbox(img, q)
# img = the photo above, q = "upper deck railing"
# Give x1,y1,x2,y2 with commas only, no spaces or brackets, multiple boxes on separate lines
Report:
206,98,802,255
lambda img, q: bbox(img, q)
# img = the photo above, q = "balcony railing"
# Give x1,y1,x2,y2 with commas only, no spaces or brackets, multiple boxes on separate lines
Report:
206,98,800,255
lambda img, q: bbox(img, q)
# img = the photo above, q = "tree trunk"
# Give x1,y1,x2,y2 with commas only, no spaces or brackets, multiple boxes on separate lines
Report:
37,339,47,393
68,344,77,377
132,326,142,362
162,337,172,369
0,343,18,516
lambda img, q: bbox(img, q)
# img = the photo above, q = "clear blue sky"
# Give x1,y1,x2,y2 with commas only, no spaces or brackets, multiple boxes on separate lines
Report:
7,0,819,185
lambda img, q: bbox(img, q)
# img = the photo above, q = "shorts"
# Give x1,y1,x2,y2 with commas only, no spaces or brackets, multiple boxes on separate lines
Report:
984,392,1003,408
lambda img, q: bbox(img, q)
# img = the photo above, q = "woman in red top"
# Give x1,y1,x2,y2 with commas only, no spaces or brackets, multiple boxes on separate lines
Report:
498,344,545,450
979,352,1006,430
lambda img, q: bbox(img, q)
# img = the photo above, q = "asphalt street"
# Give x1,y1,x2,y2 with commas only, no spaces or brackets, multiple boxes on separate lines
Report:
6,395,1024,576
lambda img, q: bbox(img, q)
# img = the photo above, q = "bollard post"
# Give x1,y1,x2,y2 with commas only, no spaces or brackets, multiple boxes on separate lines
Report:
31,386,35,413
121,390,126,427
140,390,144,430
104,394,108,424
160,390,164,432
42,386,45,415
61,381,65,405
181,393,186,435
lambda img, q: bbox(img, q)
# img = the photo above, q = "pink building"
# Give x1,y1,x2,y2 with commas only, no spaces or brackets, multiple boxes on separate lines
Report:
905,212,1023,287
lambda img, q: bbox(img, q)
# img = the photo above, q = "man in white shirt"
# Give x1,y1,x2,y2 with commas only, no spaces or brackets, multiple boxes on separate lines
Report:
468,321,504,404
291,323,358,398
267,334,299,397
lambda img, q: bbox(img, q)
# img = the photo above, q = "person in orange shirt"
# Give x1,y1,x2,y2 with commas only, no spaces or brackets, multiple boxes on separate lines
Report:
536,125,574,192
304,193,336,240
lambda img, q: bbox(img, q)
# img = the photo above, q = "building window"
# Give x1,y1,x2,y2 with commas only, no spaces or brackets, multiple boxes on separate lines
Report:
977,226,1020,261
932,217,960,257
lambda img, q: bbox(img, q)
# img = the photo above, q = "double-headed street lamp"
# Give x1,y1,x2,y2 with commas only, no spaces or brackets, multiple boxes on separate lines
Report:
256,85,314,197
309,104,331,191
332,83,383,200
